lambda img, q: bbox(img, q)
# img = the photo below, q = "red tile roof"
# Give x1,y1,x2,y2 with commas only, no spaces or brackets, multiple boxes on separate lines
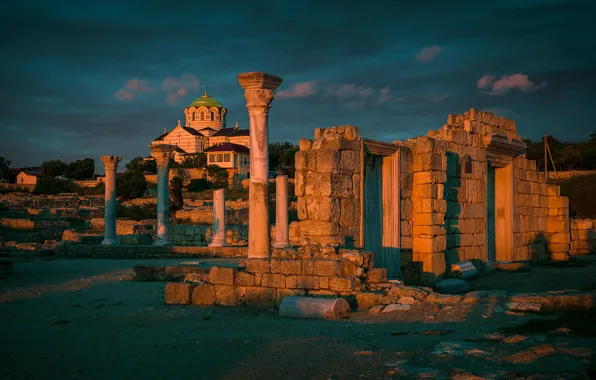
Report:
203,143,250,153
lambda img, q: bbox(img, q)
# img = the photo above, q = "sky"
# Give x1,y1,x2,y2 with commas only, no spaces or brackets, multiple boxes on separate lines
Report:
1,0,595,170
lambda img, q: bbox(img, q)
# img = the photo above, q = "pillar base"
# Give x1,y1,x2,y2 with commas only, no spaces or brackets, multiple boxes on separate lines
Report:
248,249,271,259
101,238,119,245
153,239,173,247
208,240,230,248
272,242,293,249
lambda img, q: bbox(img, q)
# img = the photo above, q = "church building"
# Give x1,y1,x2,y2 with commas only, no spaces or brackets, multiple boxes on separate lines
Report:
150,86,251,178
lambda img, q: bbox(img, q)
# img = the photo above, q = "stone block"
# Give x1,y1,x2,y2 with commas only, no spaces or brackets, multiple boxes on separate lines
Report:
240,286,276,307
316,149,340,173
286,275,319,289
547,184,560,197
413,235,446,254
235,271,255,286
549,232,570,244
303,220,340,236
295,171,305,197
329,277,354,291
299,138,313,151
339,261,358,278
383,304,411,312
313,260,338,276
184,272,210,283
331,174,354,198
412,184,438,199
366,268,387,283
355,292,380,309
165,283,193,305
209,267,235,286
261,273,286,288
295,151,307,171
412,252,447,285
215,285,239,306
339,250,364,267
245,259,271,274
191,283,216,305
318,276,330,289
339,199,357,226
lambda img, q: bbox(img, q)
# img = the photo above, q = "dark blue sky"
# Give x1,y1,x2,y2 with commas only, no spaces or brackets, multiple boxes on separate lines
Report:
1,0,595,168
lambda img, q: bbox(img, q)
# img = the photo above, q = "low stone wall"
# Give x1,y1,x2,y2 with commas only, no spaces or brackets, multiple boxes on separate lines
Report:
549,170,596,180
0,218,70,230
174,207,249,225
570,219,596,255
89,218,155,235
54,244,247,258
61,230,153,245
0,183,34,192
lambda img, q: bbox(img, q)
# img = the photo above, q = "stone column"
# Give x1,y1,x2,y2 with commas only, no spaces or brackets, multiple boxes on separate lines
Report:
273,174,291,248
238,72,283,258
209,188,228,247
149,144,176,246
100,156,122,245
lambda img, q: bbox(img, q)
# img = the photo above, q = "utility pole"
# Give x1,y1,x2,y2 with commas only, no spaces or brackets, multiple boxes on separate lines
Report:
544,133,548,179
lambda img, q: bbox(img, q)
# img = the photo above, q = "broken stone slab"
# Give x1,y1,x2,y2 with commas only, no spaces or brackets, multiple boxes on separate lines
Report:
368,305,384,314
382,304,411,313
488,262,530,272
279,296,350,320
435,279,470,294
387,285,430,300
451,260,478,280
164,282,193,305
506,302,542,313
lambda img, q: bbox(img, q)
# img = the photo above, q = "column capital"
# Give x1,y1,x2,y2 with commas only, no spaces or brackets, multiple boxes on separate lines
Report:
149,144,176,168
238,72,283,111
100,156,122,171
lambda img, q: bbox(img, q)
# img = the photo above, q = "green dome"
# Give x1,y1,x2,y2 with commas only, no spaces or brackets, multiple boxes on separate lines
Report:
188,86,223,108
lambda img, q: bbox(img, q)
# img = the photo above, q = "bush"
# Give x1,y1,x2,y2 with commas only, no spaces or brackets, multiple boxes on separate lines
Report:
77,182,105,196
116,170,147,200
186,178,211,192
116,203,156,221
0,186,29,195
33,177,76,195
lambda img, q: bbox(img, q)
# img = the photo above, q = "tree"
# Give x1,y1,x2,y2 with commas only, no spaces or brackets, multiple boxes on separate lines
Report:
181,153,207,168
33,177,75,195
205,164,229,188
41,160,68,177
169,176,184,212
0,157,11,183
269,142,299,177
126,157,157,174
65,158,95,180
116,170,147,200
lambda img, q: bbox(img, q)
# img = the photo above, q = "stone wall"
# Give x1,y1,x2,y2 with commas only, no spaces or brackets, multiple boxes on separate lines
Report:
89,218,155,235
549,170,596,180
54,243,247,258
546,184,570,260
164,245,394,308
174,207,249,225
570,219,596,255
0,218,70,230
293,126,362,246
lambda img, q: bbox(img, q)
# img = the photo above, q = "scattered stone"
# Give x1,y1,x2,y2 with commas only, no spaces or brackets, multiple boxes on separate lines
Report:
466,333,504,342
368,305,384,314
506,302,542,313
435,279,470,294
387,285,429,300
463,291,509,303
383,304,411,313
425,292,464,304
504,350,538,364
529,344,556,357
451,373,488,380
184,272,209,283
354,350,373,355
546,327,572,337
432,341,479,356
502,335,527,344
556,346,592,359
397,296,416,305
279,296,350,320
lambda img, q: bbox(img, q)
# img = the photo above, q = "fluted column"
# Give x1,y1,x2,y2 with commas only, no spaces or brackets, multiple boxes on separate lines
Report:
149,144,176,246
209,188,228,247
238,72,283,258
273,174,292,248
100,156,122,245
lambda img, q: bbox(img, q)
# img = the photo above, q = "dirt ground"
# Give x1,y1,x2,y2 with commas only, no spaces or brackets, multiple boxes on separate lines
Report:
1,257,595,380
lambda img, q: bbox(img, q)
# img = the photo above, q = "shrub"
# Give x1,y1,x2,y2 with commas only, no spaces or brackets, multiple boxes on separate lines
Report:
116,170,147,200
558,174,596,218
116,203,156,221
33,177,76,195
186,178,211,192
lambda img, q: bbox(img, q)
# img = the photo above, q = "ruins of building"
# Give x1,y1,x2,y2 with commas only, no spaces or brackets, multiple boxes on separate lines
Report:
290,109,571,285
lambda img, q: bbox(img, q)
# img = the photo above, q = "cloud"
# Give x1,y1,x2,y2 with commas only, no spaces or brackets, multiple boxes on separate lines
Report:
377,86,391,105
477,73,547,95
125,78,154,93
277,80,317,99
415,45,443,62
161,74,199,105
114,89,133,101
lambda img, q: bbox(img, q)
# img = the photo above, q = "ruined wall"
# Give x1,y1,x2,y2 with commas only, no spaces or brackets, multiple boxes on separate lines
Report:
570,219,596,255
293,126,361,247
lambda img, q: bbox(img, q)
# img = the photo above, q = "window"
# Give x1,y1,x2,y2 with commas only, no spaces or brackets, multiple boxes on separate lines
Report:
224,154,231,162
192,112,195,121
209,154,215,162
210,112,215,121
217,154,223,162
200,112,204,121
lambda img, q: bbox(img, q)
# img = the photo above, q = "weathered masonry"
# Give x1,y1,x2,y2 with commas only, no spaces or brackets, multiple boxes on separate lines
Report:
291,109,571,285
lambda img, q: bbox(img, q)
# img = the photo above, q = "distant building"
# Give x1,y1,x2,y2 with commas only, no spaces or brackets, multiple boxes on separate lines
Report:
203,143,250,179
150,86,250,168
16,170,43,185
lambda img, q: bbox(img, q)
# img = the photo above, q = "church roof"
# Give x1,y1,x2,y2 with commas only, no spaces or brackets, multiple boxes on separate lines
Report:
152,125,204,141
187,86,223,108
212,128,250,137
204,143,250,154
